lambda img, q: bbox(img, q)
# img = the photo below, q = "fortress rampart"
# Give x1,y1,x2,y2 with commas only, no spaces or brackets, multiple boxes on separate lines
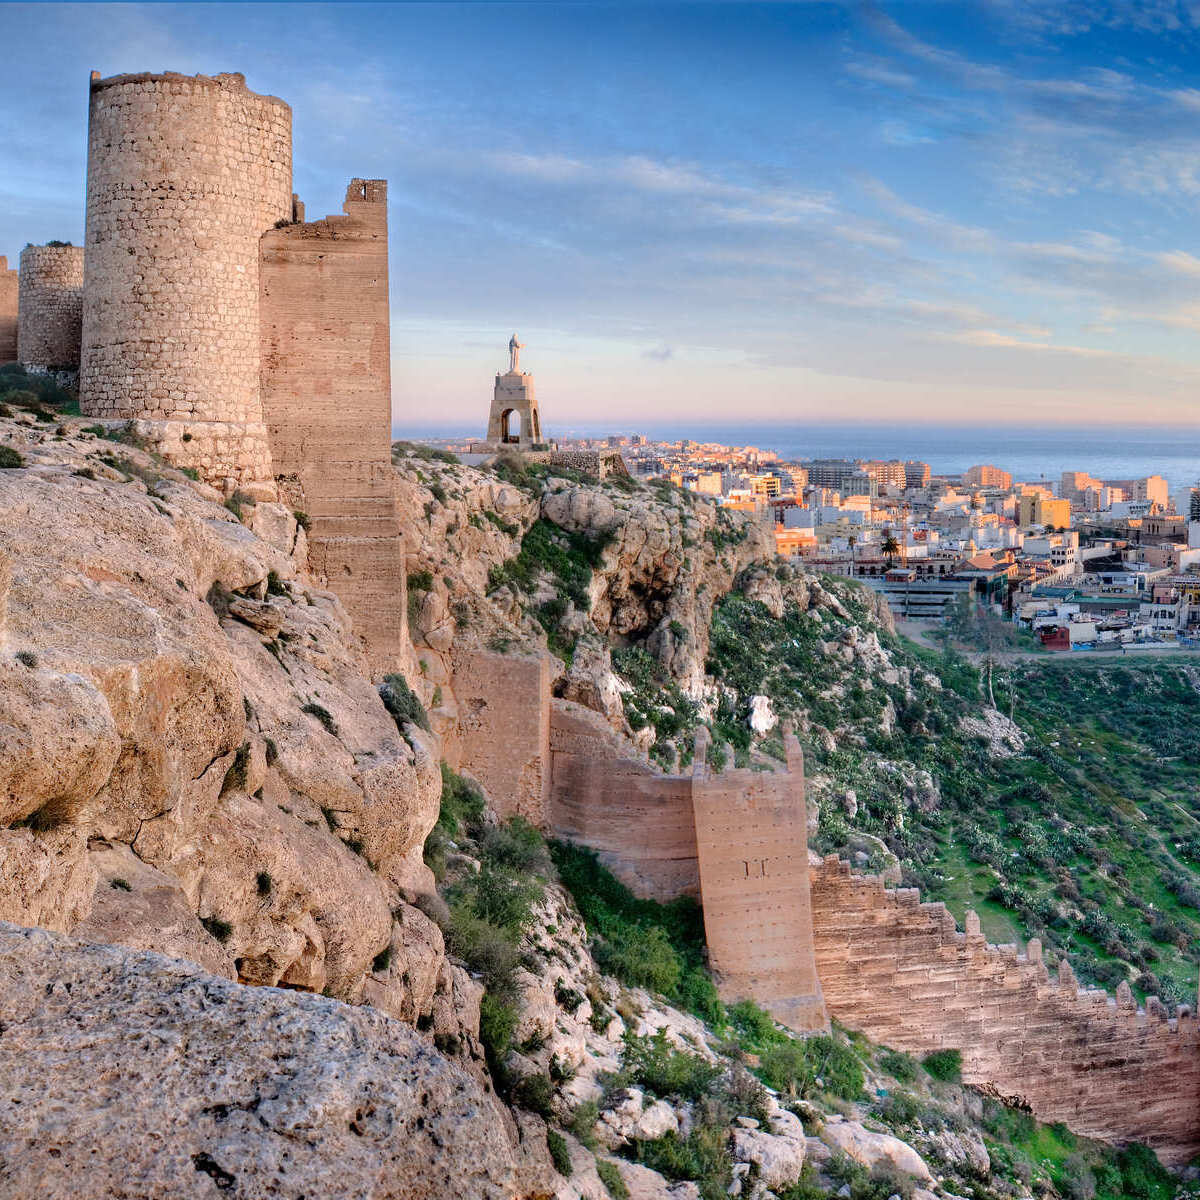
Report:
17,244,84,372
0,257,16,364
259,178,405,670
451,647,1200,1148
810,857,1200,1165
452,652,828,1030
80,71,292,485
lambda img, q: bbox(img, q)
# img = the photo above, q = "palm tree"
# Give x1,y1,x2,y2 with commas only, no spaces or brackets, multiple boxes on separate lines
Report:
882,531,900,568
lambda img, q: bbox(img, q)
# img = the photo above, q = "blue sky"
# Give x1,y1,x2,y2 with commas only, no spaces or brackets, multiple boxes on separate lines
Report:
7,1,1200,430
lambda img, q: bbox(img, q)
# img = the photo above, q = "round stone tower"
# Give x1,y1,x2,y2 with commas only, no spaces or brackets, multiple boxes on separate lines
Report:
80,71,293,487
17,244,85,373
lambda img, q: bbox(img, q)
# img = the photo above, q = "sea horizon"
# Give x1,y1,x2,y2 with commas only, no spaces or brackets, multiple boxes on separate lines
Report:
393,419,1200,495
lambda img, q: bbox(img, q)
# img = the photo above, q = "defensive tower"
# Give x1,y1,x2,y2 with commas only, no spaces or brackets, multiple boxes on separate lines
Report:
80,71,292,486
259,177,406,671
0,257,16,364
17,244,84,373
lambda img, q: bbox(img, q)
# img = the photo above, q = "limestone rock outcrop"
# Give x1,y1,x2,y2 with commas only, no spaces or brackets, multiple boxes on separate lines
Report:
0,923,541,1200
0,414,444,1028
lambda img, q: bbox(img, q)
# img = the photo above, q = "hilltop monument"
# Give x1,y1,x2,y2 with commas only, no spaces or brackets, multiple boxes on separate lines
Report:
485,332,542,447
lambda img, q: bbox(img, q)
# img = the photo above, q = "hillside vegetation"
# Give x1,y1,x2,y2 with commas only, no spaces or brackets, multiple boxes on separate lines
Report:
619,564,1200,1009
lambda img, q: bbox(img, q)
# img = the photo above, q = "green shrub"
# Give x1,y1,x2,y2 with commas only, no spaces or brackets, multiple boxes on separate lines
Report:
728,999,786,1049
921,1048,962,1083
622,1029,722,1101
547,1129,572,1176
550,840,718,1023
569,1099,600,1149
632,1123,731,1199
446,907,521,998
511,1072,554,1118
255,871,272,896
878,1048,919,1083
1113,1142,1174,1199
596,1159,629,1200
380,673,431,733
456,864,541,935
595,924,681,996
436,762,485,835
478,993,519,1074
0,446,24,469
371,945,392,973
301,702,338,736
479,816,554,876
110,877,132,892
201,916,233,943
407,569,434,592
758,1033,864,1101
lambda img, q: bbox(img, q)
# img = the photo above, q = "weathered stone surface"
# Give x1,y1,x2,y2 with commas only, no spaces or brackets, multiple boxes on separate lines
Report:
0,923,538,1199
820,1118,933,1182
0,423,447,1030
731,1123,806,1188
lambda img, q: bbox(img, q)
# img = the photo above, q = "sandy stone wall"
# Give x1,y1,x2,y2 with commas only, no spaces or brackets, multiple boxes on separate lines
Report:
547,704,825,1028
80,71,292,484
546,450,630,479
692,731,826,1032
450,649,551,822
549,700,699,901
17,245,84,371
259,179,404,670
1,256,21,364
810,857,1200,1165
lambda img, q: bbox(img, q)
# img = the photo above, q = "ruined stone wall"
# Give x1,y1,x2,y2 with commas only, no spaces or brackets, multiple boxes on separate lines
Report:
0,257,20,364
80,71,292,486
17,245,84,371
450,648,550,823
692,732,826,1032
546,450,630,479
259,179,404,669
549,700,699,901
810,858,1200,1165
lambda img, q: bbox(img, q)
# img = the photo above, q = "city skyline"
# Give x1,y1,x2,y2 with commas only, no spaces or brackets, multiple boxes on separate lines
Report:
9,2,1200,424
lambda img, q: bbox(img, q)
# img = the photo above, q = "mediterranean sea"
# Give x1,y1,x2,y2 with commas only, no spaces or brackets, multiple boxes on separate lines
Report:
396,421,1200,495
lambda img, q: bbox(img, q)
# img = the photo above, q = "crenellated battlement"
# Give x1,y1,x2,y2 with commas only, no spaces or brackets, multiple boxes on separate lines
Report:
811,855,1200,1163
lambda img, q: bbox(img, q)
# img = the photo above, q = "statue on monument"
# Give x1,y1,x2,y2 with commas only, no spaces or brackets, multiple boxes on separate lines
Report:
509,333,524,373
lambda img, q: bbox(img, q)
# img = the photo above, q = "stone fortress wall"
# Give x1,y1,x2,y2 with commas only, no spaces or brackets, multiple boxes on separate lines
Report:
692,729,826,1033
810,858,1200,1165
259,178,406,671
454,651,829,1031
80,71,293,486
451,648,1200,1153
16,245,83,371
46,69,406,670
0,257,15,363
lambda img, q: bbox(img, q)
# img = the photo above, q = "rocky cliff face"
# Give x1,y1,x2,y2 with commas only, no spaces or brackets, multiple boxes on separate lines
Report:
393,447,771,749
0,411,459,1031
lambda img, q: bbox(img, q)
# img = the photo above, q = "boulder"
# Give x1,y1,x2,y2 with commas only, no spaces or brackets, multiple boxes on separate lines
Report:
0,923,538,1199
821,1119,933,1182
